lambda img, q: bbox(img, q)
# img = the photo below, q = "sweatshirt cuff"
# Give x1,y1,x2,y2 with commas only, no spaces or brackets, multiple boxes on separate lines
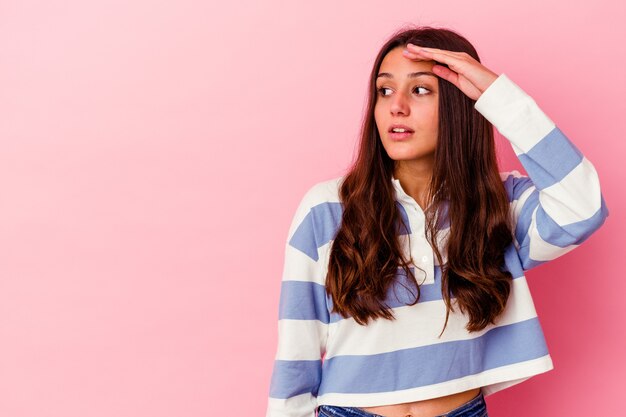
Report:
474,73,556,155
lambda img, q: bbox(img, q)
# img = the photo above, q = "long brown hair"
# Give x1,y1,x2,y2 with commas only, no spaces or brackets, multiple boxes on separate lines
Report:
326,26,513,337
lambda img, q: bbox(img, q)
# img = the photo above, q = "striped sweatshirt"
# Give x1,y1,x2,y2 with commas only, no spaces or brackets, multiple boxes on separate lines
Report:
266,73,609,417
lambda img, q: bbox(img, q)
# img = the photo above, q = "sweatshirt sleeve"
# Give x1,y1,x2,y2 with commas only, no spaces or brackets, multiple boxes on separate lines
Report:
474,73,609,271
266,185,330,417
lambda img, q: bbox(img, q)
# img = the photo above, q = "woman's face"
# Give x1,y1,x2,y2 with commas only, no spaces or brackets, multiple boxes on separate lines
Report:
374,46,439,165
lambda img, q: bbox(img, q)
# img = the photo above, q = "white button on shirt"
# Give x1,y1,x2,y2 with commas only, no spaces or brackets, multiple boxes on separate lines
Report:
391,177,437,285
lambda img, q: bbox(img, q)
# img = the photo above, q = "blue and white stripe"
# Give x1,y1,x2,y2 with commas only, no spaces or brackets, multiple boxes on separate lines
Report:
477,74,609,271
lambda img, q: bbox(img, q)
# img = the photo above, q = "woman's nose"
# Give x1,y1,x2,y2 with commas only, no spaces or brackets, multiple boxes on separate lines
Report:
390,92,410,115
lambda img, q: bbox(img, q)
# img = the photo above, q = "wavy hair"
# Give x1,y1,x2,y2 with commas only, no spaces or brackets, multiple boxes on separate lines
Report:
326,26,514,336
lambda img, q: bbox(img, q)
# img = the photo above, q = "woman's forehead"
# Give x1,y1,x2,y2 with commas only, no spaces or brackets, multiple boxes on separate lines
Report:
378,47,436,77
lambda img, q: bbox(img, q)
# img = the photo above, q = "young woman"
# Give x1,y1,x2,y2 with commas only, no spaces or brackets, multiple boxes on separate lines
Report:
266,26,609,417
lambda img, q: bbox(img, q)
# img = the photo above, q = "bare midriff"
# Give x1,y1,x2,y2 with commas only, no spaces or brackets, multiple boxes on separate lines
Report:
358,387,482,417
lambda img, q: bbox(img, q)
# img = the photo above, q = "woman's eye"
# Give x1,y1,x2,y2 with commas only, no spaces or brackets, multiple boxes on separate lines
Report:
377,86,430,97
377,87,392,96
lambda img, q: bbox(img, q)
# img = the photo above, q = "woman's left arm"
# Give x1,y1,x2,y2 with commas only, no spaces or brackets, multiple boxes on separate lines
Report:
404,44,610,270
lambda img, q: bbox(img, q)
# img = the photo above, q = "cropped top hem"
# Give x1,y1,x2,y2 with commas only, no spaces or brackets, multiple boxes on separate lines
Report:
315,354,553,407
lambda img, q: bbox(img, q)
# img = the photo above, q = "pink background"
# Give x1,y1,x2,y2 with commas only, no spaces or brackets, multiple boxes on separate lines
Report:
0,1,623,416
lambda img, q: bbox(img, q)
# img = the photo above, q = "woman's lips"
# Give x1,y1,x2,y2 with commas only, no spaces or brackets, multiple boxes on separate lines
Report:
389,131,414,140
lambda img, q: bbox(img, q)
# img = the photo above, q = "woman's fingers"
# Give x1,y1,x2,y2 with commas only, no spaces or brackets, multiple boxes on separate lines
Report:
405,46,475,78
407,44,465,60
429,64,458,84
403,48,480,99
431,64,483,100
406,45,471,73
404,43,498,100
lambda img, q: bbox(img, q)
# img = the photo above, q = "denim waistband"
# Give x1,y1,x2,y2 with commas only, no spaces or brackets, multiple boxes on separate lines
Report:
317,390,487,417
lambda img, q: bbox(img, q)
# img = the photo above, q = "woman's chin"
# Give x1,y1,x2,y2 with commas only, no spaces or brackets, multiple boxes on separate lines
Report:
387,151,435,162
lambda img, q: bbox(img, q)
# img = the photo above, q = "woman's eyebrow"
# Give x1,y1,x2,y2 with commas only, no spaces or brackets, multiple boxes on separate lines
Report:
376,71,437,79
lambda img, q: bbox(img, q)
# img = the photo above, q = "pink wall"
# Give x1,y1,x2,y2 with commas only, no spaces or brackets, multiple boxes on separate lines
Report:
0,1,623,415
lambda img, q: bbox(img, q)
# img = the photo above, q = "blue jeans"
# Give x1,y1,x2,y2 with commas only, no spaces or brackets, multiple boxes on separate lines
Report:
317,391,488,417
